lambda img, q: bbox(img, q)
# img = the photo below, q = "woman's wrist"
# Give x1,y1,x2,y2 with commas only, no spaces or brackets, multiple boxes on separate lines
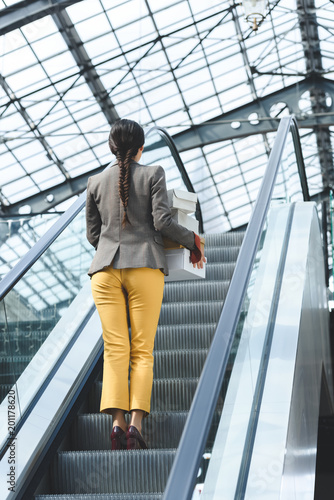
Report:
190,233,202,264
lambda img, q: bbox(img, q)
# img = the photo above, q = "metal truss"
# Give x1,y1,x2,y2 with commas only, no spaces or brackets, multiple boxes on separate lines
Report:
0,73,71,182
297,0,334,188
0,0,84,35
52,9,119,125
3,75,333,217
0,164,106,217
170,76,334,152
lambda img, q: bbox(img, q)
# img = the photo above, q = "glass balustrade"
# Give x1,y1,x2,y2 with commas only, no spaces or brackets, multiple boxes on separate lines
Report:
194,123,308,496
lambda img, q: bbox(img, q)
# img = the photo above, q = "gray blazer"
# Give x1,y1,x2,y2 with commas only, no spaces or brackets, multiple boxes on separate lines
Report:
86,161,196,276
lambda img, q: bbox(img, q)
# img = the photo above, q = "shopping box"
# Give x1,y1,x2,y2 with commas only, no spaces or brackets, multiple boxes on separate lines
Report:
165,248,206,282
167,189,197,214
171,210,199,232
163,211,199,249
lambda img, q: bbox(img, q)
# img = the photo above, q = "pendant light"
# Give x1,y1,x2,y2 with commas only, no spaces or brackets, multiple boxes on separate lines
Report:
242,0,268,31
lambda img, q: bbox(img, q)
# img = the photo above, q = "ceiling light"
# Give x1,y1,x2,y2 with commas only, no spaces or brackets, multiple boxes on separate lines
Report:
242,0,268,31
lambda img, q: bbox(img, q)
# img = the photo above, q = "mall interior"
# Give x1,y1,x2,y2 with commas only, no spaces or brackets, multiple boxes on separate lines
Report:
0,0,334,498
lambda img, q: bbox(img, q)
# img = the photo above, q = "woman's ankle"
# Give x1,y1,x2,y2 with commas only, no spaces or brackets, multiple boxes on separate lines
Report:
129,409,145,433
111,409,127,432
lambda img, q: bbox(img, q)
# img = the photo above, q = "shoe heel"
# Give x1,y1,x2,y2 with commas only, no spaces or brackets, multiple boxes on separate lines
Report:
111,426,126,450
111,437,121,450
127,436,139,450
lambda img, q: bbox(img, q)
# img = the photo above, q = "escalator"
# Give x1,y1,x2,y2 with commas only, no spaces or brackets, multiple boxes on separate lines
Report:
34,231,243,499
0,117,332,500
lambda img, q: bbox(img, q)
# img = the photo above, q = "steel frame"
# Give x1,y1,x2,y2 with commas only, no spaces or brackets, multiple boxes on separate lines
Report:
0,0,84,34
171,76,334,151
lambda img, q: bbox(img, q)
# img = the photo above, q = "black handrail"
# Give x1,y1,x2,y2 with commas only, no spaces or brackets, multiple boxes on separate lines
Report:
146,126,204,233
162,115,309,499
0,191,87,302
0,126,197,301
290,116,310,202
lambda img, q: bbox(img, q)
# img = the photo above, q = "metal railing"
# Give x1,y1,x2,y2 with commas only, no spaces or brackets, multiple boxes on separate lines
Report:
162,115,310,499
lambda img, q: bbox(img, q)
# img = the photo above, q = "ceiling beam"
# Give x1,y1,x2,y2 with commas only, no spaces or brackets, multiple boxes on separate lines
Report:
52,9,119,124
165,76,334,152
0,0,84,34
0,164,107,217
0,74,71,182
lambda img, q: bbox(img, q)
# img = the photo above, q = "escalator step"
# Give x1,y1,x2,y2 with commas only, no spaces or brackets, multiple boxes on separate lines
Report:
0,321,56,333
154,323,216,350
204,246,241,262
51,450,176,494
0,355,33,384
202,262,235,280
0,334,49,356
36,494,162,499
69,411,188,451
203,232,244,246
153,349,208,378
0,384,13,401
69,410,222,453
89,379,199,413
0,355,33,372
162,280,230,302
159,300,223,324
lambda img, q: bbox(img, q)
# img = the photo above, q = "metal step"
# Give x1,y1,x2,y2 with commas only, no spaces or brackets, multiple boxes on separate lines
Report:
159,300,223,325
89,378,200,414
154,323,216,350
67,410,221,452
50,449,176,495
36,493,162,500
203,232,244,247
68,411,188,451
153,349,208,379
162,280,230,302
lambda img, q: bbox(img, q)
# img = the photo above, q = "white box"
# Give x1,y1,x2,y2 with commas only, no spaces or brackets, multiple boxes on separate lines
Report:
167,189,197,214
165,248,205,282
172,210,199,232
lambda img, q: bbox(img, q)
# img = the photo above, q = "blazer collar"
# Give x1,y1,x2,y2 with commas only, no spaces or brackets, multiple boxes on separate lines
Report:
110,160,141,168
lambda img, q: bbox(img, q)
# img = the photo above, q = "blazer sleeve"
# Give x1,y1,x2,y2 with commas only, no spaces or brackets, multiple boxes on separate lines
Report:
151,166,196,250
86,177,102,249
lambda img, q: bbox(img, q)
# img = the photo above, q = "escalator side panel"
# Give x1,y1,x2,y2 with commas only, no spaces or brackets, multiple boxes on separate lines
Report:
246,203,331,499
0,310,102,500
201,204,292,499
202,202,331,500
280,203,332,498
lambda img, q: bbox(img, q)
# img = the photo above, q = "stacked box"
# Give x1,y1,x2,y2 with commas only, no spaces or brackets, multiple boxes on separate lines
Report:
163,209,199,249
167,189,197,213
164,189,205,281
163,190,199,249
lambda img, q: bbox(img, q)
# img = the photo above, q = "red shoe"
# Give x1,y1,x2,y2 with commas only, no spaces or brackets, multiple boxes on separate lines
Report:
110,426,127,450
126,425,148,450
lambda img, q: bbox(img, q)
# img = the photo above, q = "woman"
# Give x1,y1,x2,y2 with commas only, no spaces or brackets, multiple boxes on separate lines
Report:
86,119,206,450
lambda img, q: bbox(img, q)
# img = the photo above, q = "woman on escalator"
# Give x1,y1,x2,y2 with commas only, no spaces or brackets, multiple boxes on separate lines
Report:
86,118,206,450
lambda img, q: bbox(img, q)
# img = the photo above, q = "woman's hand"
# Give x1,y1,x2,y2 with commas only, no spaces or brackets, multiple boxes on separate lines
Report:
193,240,206,269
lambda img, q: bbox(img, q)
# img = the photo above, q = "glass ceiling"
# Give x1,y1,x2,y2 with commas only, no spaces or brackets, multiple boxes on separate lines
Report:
0,0,333,236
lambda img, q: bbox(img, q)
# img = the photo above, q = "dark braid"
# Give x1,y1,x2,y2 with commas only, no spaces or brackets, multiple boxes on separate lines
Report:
108,119,145,228
117,148,137,227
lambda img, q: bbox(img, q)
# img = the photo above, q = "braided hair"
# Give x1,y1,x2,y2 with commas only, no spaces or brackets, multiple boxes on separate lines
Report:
108,119,145,227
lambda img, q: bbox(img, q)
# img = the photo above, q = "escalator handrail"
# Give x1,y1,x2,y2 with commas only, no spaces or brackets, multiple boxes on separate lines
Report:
0,190,87,302
162,115,308,500
290,116,310,201
0,126,200,301
146,126,204,233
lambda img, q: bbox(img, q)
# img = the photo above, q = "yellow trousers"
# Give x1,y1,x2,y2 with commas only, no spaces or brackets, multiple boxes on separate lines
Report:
91,266,164,415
